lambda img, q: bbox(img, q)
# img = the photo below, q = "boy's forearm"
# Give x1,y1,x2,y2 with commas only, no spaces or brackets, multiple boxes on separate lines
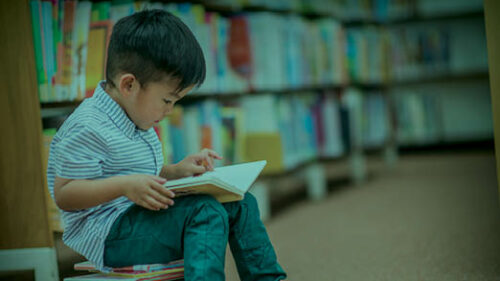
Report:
55,176,127,211
160,164,180,180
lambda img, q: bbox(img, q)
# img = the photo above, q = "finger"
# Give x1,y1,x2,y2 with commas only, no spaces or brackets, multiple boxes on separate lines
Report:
191,163,207,174
143,195,166,211
204,157,214,171
137,198,160,211
148,188,174,207
207,150,223,160
199,157,213,171
151,182,176,199
151,175,167,184
191,154,206,164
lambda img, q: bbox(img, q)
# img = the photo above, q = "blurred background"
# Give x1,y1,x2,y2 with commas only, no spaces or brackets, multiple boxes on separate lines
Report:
1,0,499,280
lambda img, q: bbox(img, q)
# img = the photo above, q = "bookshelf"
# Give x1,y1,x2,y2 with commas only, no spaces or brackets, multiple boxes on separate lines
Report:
33,0,492,224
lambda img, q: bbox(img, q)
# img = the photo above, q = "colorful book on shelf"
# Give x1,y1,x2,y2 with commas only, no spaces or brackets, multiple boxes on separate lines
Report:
199,100,223,156
41,1,56,101
68,259,184,280
227,15,253,82
85,20,112,98
155,119,173,165
168,107,187,164
164,160,267,203
220,107,244,166
182,107,201,156
91,1,111,22
109,0,135,24
29,0,49,102
72,1,92,101
58,0,77,101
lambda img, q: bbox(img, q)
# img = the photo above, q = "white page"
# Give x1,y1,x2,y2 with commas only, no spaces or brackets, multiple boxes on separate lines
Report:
164,161,267,193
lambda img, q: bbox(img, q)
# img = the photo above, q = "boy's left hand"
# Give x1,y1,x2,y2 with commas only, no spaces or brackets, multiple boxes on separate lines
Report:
175,148,223,178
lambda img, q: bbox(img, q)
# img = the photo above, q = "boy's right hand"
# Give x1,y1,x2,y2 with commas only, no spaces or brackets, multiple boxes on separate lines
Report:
121,175,175,211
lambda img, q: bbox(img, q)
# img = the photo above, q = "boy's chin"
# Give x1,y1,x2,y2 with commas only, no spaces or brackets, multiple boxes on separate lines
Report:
136,120,160,131
136,123,152,131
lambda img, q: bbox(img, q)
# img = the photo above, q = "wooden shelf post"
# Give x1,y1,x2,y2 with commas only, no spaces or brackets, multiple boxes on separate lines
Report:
484,0,500,202
0,1,59,280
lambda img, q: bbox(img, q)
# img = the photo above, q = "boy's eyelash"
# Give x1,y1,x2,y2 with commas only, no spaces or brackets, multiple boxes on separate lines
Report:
163,99,172,104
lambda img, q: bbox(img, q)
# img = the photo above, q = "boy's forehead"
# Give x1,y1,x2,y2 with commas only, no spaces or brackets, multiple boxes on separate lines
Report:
153,78,194,98
158,76,181,90
146,78,179,93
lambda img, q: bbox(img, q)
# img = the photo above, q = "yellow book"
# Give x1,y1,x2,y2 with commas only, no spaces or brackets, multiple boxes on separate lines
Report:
165,160,266,203
85,20,112,98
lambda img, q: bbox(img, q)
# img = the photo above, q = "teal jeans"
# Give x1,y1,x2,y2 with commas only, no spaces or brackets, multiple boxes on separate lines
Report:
104,193,286,281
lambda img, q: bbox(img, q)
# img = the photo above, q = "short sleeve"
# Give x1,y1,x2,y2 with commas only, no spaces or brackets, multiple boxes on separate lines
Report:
55,124,108,179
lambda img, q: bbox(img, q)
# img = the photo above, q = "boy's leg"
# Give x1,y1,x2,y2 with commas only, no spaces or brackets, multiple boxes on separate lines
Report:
223,193,287,281
104,195,228,281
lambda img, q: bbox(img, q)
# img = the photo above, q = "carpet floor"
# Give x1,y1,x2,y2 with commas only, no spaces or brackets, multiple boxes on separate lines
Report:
225,152,500,281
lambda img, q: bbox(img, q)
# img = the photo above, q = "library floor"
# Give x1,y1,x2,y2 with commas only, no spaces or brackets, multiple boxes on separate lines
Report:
224,152,500,281
22,151,500,281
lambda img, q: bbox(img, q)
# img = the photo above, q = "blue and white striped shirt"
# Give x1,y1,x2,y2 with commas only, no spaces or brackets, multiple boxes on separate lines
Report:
46,81,164,272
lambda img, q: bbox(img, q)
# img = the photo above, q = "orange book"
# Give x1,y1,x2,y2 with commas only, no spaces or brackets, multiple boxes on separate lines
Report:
59,0,76,99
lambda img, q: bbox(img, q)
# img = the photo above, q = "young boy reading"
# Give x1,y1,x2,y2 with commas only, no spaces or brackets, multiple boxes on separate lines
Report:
46,9,286,281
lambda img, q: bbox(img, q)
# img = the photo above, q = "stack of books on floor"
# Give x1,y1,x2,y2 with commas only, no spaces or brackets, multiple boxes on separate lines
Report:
64,260,184,281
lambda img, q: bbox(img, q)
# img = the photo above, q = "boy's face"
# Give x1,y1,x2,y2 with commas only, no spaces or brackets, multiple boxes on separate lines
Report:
121,77,193,130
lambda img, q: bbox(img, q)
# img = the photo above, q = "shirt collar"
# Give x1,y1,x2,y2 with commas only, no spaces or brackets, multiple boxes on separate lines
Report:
92,81,138,139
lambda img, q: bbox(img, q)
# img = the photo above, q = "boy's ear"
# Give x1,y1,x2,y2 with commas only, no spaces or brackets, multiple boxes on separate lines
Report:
117,73,140,97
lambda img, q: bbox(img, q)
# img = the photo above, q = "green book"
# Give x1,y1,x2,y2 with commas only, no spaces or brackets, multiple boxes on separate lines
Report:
29,0,48,101
91,1,111,22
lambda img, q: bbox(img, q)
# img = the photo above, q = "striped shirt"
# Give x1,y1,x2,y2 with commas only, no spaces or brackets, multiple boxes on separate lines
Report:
46,81,164,272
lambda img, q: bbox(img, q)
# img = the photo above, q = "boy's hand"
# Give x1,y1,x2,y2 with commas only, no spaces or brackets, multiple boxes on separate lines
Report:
175,148,223,178
122,175,175,211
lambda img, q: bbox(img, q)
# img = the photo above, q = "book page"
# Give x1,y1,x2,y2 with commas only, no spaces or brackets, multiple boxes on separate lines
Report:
210,160,266,192
164,160,267,193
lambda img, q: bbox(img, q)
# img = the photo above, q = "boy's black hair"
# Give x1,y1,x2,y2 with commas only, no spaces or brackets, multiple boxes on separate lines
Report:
105,9,205,92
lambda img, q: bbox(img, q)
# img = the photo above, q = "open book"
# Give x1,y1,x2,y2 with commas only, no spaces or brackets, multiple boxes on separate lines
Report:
164,160,267,203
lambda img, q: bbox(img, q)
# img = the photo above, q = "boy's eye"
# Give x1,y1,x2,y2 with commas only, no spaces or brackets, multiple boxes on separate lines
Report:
163,99,172,105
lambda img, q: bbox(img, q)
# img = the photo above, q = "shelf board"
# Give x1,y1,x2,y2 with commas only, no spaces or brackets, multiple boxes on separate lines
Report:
199,1,344,21
40,100,82,109
344,9,484,27
399,138,494,153
389,71,489,87
39,85,347,109
181,84,346,102
38,71,488,109
390,9,484,25
40,107,75,118
199,0,483,26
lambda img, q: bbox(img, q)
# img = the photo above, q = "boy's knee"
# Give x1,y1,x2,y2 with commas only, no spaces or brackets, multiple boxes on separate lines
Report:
223,192,261,221
186,195,228,233
189,194,224,209
241,192,259,212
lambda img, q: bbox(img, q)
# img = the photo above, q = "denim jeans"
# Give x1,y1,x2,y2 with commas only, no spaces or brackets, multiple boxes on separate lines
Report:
104,193,287,281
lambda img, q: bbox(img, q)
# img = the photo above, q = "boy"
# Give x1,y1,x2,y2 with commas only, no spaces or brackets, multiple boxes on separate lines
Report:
46,9,286,281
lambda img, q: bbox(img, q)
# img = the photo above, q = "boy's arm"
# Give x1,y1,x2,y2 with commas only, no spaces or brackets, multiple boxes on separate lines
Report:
54,174,175,211
160,164,182,180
